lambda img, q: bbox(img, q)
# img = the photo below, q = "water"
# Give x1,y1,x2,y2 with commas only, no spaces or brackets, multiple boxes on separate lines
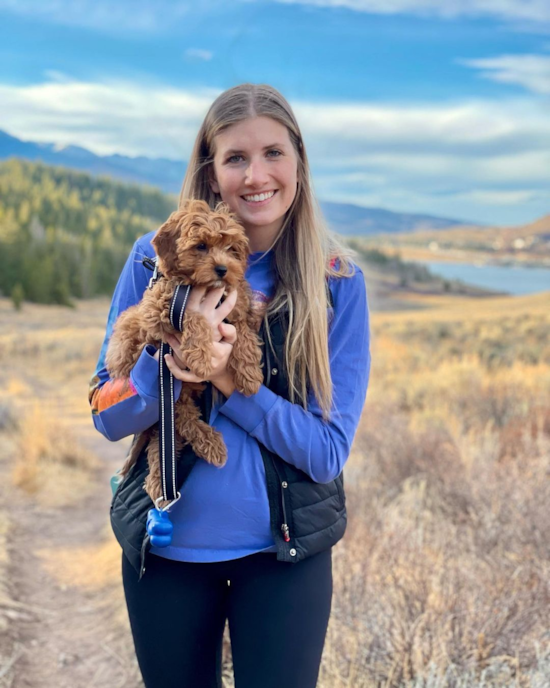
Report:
415,260,550,296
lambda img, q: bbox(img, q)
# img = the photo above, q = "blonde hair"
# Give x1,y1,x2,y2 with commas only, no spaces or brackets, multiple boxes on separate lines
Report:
179,83,356,420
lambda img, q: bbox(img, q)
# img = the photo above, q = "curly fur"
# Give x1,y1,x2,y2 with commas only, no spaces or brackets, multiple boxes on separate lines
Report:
106,199,264,506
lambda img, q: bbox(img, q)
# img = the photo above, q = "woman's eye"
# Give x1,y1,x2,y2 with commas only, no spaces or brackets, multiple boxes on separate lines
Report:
227,155,243,163
267,149,282,157
196,243,207,251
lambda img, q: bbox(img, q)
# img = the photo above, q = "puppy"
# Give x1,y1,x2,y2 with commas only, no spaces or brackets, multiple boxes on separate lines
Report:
106,199,264,505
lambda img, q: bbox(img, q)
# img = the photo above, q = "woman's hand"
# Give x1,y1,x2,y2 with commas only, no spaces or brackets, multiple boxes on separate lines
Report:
188,286,237,343
162,323,237,397
152,285,238,397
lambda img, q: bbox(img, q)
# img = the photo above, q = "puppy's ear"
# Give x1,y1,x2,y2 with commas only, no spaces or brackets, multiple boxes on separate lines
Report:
151,211,182,274
214,201,234,218
233,235,250,265
220,222,250,265
182,198,212,216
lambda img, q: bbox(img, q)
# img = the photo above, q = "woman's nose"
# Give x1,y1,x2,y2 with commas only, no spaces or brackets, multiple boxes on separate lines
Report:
245,159,269,186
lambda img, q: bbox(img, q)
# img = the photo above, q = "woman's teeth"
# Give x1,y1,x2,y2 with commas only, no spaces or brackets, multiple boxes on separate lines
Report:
242,190,276,203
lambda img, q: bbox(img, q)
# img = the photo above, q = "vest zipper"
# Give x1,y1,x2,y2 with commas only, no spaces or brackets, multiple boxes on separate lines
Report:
261,322,288,541
272,461,291,542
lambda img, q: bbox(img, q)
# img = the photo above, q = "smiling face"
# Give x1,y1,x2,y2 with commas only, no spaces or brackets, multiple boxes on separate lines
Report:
209,116,299,252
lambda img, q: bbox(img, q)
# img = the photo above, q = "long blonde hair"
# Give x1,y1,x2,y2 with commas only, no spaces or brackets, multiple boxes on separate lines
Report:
179,83,356,420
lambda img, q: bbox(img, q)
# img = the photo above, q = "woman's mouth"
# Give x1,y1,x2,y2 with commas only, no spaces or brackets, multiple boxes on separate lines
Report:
241,190,278,206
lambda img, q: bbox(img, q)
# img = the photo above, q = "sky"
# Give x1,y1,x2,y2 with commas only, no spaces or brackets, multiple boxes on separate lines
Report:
0,0,549,226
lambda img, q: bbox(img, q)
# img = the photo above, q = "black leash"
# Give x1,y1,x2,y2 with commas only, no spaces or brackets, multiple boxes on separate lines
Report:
143,256,191,547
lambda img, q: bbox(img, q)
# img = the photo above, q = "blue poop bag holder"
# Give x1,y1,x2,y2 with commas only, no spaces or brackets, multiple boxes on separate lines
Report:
110,257,192,547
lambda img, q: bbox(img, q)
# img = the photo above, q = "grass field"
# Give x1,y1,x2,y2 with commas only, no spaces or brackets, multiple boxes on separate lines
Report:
0,286,549,686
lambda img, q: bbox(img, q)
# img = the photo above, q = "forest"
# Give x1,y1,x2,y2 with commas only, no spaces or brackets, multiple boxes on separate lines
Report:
0,159,178,306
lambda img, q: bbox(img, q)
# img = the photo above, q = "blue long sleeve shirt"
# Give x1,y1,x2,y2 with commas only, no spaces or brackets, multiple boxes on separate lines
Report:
89,230,371,562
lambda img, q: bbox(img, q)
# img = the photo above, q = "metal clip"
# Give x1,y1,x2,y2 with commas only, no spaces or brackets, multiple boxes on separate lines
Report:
154,491,181,513
148,257,159,290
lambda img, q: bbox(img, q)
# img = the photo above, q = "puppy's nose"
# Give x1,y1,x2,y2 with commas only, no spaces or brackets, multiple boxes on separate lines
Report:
215,265,227,277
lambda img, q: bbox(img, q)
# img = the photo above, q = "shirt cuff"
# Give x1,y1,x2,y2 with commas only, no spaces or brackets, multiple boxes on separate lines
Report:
218,384,279,433
130,344,183,401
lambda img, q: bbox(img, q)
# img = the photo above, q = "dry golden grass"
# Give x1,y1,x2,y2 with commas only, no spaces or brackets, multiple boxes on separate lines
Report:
313,290,550,686
2,292,550,686
37,529,120,592
36,536,130,631
11,402,100,508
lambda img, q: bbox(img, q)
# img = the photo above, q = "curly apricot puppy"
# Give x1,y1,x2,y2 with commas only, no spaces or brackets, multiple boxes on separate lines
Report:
106,199,264,505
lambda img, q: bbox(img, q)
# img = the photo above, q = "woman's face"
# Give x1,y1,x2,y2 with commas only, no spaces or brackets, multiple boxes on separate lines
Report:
209,116,299,252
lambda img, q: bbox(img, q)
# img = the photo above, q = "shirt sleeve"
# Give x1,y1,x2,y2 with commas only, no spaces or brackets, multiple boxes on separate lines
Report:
88,237,182,442
218,263,371,484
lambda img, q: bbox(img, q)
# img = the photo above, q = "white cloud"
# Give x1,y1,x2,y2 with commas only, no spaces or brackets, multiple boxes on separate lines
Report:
452,189,542,205
458,54,550,95
2,0,550,33
185,48,214,61
0,78,222,158
0,76,548,224
274,0,550,23
42,70,73,83
0,0,193,34
294,98,549,164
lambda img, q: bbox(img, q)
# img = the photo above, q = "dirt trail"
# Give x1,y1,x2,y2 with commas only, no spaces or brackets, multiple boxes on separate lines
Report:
0,380,144,686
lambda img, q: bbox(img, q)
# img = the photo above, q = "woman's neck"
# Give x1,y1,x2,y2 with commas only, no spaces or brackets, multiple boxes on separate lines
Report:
244,219,283,253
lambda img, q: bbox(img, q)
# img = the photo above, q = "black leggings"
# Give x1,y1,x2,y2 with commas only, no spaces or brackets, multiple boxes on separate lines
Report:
121,548,333,688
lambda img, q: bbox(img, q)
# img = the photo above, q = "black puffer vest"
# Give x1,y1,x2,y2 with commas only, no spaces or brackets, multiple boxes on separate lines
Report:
110,286,346,580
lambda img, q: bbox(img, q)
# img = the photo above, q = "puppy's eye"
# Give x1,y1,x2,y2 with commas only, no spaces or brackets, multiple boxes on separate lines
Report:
196,243,207,251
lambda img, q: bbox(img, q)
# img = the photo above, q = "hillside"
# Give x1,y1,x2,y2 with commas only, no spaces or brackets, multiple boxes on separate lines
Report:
0,158,176,304
360,214,550,267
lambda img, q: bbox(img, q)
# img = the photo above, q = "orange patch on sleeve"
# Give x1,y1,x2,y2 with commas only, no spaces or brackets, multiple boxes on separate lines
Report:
90,378,138,415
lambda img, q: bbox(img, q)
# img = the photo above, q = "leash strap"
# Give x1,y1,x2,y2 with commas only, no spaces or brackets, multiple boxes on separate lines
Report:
158,282,192,503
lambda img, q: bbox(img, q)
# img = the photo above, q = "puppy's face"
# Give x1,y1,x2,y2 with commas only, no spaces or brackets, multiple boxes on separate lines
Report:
152,200,250,290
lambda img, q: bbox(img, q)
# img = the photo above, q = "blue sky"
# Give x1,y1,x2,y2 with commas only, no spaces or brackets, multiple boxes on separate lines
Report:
0,0,549,225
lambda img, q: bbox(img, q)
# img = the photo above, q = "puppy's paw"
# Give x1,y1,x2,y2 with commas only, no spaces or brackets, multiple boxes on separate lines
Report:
183,348,214,379
193,426,227,467
232,365,263,396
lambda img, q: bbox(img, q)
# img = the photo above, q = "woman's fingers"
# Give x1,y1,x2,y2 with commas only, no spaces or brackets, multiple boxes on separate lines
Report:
218,321,237,344
186,285,208,312
201,286,226,311
164,354,202,382
185,286,237,329
169,345,187,369
213,289,238,324
153,341,187,368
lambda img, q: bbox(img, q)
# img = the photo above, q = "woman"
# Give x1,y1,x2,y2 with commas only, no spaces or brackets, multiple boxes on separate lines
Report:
89,83,371,688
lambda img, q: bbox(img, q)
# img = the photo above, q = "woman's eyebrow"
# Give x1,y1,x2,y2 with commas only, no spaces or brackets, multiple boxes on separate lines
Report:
223,143,286,156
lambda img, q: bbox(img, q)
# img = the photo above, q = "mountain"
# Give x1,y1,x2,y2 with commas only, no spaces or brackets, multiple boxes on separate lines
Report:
0,129,185,196
319,201,470,235
0,128,474,235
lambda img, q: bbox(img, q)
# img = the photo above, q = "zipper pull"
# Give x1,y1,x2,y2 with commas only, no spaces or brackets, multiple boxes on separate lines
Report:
281,523,290,542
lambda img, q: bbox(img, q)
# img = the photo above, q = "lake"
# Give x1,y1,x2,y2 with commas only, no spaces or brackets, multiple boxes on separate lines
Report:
414,260,550,296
